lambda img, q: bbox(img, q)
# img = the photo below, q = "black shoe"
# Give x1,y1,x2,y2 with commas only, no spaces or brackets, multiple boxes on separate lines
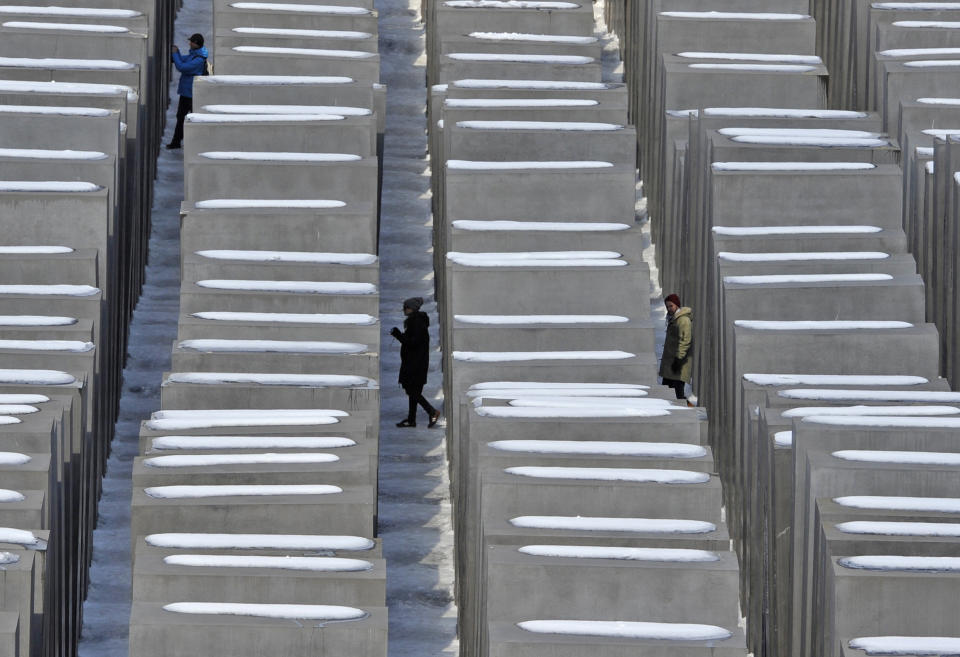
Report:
166,142,181,150
396,419,416,428
428,411,440,428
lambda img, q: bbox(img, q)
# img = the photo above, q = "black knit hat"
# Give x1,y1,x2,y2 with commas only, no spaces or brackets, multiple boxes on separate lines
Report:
189,33,204,48
403,297,423,311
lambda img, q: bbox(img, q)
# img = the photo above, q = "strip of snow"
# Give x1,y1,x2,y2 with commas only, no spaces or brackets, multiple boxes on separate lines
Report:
927,161,936,173
187,113,345,123
0,552,18,564
506,397,675,409
735,320,912,330
152,409,348,419
164,372,376,388
0,528,44,548
448,248,621,259
805,416,960,428
725,273,893,285
836,521,960,536
163,554,372,571
774,431,793,447
191,311,376,324
0,181,100,193
519,545,720,561
0,105,110,117
452,79,610,89
784,405,960,418
199,151,361,162
0,56,133,70
712,161,874,171
195,250,375,265
833,450,960,465
904,59,960,67
0,246,72,254
472,381,649,390
196,279,376,294
150,436,355,451
469,31,596,43
840,555,960,571
178,339,367,353
232,27,372,38
475,406,669,419
518,620,732,641
489,440,706,457
712,225,881,235
0,394,47,403
0,80,135,99
689,63,816,72
504,466,710,483
0,452,29,465
917,97,960,104
144,453,340,467
895,20,960,26
662,10,807,18
1,20,128,32
447,255,625,267
202,104,371,116
881,47,960,57
720,250,889,261
0,490,25,502
195,199,345,209
471,389,649,399
679,52,820,64
452,220,629,231
0,405,38,415
144,484,343,499
746,374,928,386
448,53,592,64
0,339,92,352
849,637,960,655
230,3,371,15
164,602,366,620
0,7,141,18
729,135,888,146
145,533,374,551
456,120,620,130
233,46,374,59
706,108,866,119
455,314,628,324
510,515,716,533
719,127,881,138
834,495,960,512
447,159,613,169
145,417,341,431
0,369,74,385
779,389,960,402
205,75,354,85
454,350,634,361
445,0,579,7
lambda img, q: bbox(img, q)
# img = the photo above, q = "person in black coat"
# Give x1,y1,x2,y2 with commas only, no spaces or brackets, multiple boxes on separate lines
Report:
390,297,440,428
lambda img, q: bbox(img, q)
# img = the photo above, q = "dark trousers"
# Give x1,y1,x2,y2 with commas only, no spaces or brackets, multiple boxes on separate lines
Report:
405,384,436,422
663,377,686,400
170,95,192,146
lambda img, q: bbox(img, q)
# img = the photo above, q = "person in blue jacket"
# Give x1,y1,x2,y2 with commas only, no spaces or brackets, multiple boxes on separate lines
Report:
167,33,208,149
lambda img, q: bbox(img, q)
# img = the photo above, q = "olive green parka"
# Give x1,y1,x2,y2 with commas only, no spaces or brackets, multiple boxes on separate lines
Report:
659,306,693,383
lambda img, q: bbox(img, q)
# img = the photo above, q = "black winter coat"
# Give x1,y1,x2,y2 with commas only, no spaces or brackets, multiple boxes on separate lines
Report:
396,310,430,390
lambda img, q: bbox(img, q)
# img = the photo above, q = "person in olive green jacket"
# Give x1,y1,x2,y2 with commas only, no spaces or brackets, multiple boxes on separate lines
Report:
659,293,693,403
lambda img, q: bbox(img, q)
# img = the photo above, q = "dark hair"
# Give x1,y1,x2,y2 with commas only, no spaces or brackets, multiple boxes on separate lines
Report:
189,33,204,48
665,293,681,307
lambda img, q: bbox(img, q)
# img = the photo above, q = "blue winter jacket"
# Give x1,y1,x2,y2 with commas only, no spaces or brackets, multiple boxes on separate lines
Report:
172,46,208,98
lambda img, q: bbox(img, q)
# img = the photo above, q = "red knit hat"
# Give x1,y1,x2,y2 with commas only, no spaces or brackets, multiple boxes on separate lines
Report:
665,293,681,307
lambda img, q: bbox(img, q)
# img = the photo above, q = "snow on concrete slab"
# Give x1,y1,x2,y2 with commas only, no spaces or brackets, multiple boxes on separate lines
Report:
0,246,73,254
519,545,720,561
455,120,621,130
518,620,733,640
452,79,610,89
0,105,111,117
232,27,372,38
195,198,346,209
895,20,960,27
475,406,669,419
806,416,960,428
0,552,18,564
145,533,374,551
230,3,371,14
0,528,44,548
144,484,343,498
833,450,960,465
0,405,38,415
504,466,711,483
774,431,793,447
745,374,927,386
713,225,882,235
704,107,867,117
0,56,133,70
720,249,889,260
146,411,343,431
489,440,706,457
448,53,592,64
471,389,649,399
718,127,880,138
152,409,348,419
881,47,960,57
905,59,960,67
164,372,375,387
679,52,820,64
509,515,716,533
0,80,135,99
735,320,912,330
455,314,628,324
2,20,128,32
849,636,960,655
0,369,74,385
192,311,376,324
163,602,366,620
144,453,340,467
163,554,372,571
778,389,960,402
0,394,47,403
0,181,101,193
0,284,98,295
150,435,355,451
0,452,29,465
445,0,579,7
0,6,141,18
689,63,816,72
840,555,960,571
447,159,613,169
712,161,875,171
195,249,375,265
0,489,24,502
834,495,960,512
447,254,625,267
836,521,960,536
187,113,345,122
453,220,628,231
233,46,374,58
196,279,376,294
199,151,361,161
725,273,893,285
917,97,960,104
471,381,649,390
662,10,807,18
506,397,675,409
454,350,634,361
922,129,960,137
469,31,597,43
177,339,368,353
202,104,371,116
205,74,355,86
729,135,888,146
451,250,625,262
0,339,93,352
783,405,960,418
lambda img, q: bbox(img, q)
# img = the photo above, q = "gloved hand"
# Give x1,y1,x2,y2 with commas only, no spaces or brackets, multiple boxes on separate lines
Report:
672,357,684,370
390,327,401,339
